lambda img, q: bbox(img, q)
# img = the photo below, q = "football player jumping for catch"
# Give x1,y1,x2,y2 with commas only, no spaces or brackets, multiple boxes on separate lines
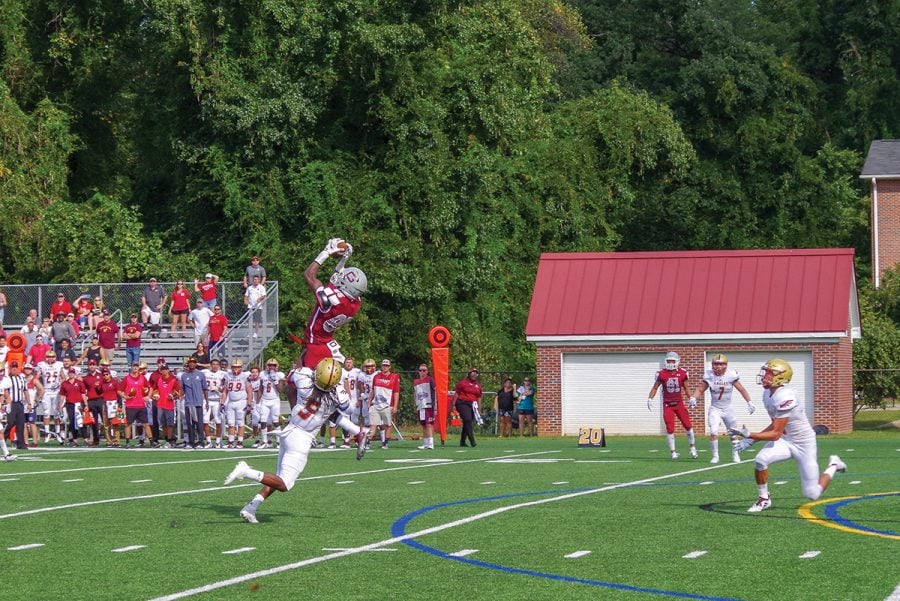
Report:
728,358,846,513
647,351,698,459
692,354,756,464
299,238,367,369
223,358,369,524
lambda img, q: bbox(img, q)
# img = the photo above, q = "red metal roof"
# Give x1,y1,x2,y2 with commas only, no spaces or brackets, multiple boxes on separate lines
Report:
526,248,858,338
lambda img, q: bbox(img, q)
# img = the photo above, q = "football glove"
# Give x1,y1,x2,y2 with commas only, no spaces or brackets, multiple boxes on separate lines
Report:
727,426,751,439
324,238,345,254
746,401,756,415
732,437,755,453
688,396,697,409
647,398,654,411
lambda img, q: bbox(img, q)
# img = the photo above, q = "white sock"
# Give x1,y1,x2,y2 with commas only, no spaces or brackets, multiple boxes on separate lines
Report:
824,464,839,478
666,434,675,452
757,484,769,499
686,429,696,445
245,467,264,482
0,437,9,455
710,439,719,457
247,493,265,510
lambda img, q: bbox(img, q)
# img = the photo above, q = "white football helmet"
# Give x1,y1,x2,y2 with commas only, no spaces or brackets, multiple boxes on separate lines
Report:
335,267,367,299
665,351,680,371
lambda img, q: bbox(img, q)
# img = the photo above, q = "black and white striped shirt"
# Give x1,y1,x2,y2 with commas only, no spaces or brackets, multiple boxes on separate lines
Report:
2,374,27,403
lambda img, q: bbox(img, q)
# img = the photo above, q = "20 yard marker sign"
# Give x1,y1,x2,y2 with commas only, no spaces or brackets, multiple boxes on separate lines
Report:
578,427,606,447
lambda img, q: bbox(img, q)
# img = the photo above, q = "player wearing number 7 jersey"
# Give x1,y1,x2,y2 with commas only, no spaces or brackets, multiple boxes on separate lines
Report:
693,354,755,464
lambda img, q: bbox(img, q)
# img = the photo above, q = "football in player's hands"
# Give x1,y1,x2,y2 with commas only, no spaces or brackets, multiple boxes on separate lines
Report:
331,240,349,257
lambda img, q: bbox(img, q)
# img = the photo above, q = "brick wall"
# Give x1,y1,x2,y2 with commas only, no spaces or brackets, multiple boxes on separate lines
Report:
874,179,900,284
535,341,854,436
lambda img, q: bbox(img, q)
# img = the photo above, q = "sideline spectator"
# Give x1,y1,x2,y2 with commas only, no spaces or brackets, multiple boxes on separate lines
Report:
516,377,537,437
413,363,436,450
65,312,81,338
23,363,43,448
49,292,73,320
95,310,121,362
495,378,518,439
57,338,78,363
20,317,39,353
180,357,207,448
82,360,104,446
37,317,52,340
0,335,7,372
58,367,87,446
97,365,120,447
141,278,167,332
77,336,103,366
194,273,219,309
207,305,228,358
188,342,210,370
243,255,266,289
369,359,400,450
28,335,51,365
75,295,93,332
50,312,77,355
169,280,191,336
454,368,482,448
188,300,213,346
88,296,105,331
244,274,266,339
152,363,181,448
1,361,28,451
122,313,143,367
0,288,6,324
120,362,151,449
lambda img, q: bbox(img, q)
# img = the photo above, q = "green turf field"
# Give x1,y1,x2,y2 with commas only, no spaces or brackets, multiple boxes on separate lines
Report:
1,433,897,601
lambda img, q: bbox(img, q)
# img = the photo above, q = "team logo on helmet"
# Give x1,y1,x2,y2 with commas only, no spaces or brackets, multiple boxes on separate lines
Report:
336,267,367,300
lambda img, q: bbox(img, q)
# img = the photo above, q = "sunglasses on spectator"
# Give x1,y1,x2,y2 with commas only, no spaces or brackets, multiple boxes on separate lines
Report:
418,368,428,372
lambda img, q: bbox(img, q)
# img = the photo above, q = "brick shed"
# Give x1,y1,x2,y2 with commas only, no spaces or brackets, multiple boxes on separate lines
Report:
861,139,900,287
525,249,861,436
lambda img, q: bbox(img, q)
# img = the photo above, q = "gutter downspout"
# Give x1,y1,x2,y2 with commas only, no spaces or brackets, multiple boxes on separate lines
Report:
872,177,880,288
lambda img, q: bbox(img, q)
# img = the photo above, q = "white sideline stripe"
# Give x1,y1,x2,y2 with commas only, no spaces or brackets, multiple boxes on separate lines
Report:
3,454,267,478
131,479,153,483
683,551,707,559
565,550,591,558
222,547,255,555
0,451,559,521
480,481,496,485
552,481,569,485
885,583,900,601
322,547,397,552
449,549,479,557
199,480,217,483
62,478,84,483
112,545,146,553
574,460,631,464
149,458,736,601
8,543,44,551
799,551,820,559
0,478,21,482
699,481,714,486
408,481,426,485
335,481,355,485
850,480,862,485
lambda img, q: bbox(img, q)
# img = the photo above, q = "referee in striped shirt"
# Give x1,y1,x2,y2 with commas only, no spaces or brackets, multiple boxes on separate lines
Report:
2,360,27,454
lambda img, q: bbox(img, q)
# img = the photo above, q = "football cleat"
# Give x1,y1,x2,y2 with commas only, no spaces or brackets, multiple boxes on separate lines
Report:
239,505,258,524
224,461,249,485
747,496,772,513
690,447,698,459
732,451,742,463
258,442,269,449
671,451,679,459
828,455,847,473
709,455,719,464
327,442,336,449
3,454,17,462
355,431,369,460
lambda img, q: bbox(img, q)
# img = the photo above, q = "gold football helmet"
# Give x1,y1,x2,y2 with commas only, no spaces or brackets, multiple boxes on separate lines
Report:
757,358,793,388
314,358,343,390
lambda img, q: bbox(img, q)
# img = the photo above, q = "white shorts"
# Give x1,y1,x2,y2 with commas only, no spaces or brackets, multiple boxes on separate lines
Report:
754,436,823,500
258,398,280,426
224,399,247,428
707,404,737,435
141,306,161,325
275,427,314,491
249,403,261,427
369,405,392,427
205,399,221,424
39,391,60,417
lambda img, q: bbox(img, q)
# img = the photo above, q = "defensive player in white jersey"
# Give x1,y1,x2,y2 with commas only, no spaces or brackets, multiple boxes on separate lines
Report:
339,357,362,444
222,359,251,448
37,350,64,442
257,358,285,449
729,358,846,512
223,358,369,523
692,354,755,464
202,358,226,448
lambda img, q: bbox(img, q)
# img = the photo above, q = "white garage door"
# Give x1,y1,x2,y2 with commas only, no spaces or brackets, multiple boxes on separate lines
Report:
700,351,814,434
561,353,664,435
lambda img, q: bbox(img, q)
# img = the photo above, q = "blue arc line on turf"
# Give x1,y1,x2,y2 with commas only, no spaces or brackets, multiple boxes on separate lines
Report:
392,492,747,601
823,492,900,538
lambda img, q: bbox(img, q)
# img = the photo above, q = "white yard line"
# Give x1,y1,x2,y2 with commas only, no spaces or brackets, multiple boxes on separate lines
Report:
7,543,44,551
112,545,146,553
222,547,255,555
2,454,267,478
885,583,900,601
449,549,479,557
149,461,736,601
564,550,591,558
683,551,707,559
799,551,820,559
0,451,559,521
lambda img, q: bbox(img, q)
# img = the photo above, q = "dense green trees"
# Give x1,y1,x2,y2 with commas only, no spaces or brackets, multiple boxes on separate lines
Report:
1,0,898,382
